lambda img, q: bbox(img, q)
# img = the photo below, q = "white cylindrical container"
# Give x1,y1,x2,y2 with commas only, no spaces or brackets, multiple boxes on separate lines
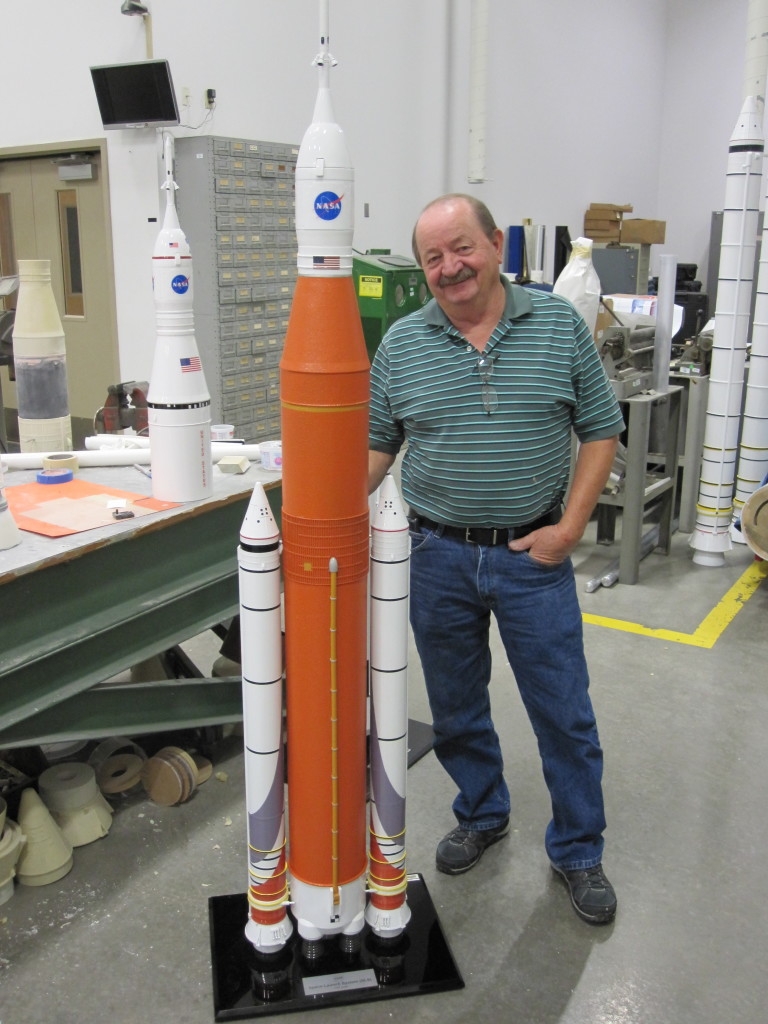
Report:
260,440,282,471
653,254,678,394
211,423,235,440
11,260,72,452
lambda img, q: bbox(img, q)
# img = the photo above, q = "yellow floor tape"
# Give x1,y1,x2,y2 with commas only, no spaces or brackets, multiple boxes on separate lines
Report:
582,559,768,648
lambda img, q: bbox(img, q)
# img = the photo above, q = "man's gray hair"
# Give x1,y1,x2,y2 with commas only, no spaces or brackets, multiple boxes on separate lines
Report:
411,194,499,265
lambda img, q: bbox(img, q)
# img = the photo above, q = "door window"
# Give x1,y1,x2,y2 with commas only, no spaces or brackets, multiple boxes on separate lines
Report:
57,189,84,317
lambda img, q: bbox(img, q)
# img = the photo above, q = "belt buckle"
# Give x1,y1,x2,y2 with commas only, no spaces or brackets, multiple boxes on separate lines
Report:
464,527,498,544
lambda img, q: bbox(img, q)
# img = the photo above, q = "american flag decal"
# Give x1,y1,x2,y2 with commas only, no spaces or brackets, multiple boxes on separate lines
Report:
180,356,202,373
313,255,341,268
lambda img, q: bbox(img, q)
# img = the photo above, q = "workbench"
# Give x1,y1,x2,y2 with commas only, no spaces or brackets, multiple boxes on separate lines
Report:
0,462,282,749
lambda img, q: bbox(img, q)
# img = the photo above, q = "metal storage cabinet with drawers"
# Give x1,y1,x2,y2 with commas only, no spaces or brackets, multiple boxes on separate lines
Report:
174,136,299,442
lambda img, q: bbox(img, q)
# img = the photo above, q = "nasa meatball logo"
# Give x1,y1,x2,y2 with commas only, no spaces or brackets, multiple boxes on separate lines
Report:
171,274,190,294
314,191,343,220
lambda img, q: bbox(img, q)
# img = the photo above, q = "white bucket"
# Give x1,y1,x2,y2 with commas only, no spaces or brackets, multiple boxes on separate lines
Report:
260,440,282,471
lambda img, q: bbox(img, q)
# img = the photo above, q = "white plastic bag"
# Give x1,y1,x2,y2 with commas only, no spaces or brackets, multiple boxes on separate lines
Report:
552,236,602,336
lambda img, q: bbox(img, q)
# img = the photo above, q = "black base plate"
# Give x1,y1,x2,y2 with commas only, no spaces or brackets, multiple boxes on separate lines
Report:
209,874,463,1019
407,718,434,767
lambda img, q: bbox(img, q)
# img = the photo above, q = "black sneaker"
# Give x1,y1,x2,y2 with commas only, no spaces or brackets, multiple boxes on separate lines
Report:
552,863,617,924
435,820,510,875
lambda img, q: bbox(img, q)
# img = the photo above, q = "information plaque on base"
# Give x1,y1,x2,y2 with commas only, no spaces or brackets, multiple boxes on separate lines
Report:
209,873,463,1019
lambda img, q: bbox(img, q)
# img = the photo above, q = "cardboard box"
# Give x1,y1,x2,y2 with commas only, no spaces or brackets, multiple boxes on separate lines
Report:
584,203,632,242
621,219,666,244
588,203,633,215
584,218,621,231
605,293,657,317
585,230,621,241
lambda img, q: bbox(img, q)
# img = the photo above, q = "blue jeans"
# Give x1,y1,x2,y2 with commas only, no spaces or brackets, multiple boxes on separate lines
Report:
409,525,606,871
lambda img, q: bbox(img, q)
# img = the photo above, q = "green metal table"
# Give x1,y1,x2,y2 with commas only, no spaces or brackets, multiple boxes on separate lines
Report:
0,464,281,748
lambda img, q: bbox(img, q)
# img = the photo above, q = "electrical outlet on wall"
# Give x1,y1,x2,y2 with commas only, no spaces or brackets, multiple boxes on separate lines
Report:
205,88,216,109
181,86,192,108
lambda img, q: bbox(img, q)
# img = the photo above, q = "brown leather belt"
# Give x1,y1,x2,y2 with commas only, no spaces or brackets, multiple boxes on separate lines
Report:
409,505,561,546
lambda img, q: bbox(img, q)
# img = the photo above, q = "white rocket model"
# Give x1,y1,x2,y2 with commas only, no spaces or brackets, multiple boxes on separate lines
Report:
147,134,212,502
237,483,292,954
366,473,412,938
732,202,768,534
689,96,764,565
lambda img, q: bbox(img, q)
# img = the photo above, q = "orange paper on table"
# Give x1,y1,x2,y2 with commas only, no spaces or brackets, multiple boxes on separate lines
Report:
4,479,178,537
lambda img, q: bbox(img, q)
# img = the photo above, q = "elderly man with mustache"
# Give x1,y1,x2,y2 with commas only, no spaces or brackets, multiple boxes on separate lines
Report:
368,194,624,925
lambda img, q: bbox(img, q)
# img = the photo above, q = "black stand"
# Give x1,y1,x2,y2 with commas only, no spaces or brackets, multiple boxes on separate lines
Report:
209,874,463,1019
407,718,433,766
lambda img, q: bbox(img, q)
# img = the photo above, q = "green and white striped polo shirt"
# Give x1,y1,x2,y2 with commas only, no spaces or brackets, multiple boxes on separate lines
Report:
369,277,625,528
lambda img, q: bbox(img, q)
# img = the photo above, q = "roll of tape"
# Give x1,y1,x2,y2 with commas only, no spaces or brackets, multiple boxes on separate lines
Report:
42,453,79,472
36,468,74,484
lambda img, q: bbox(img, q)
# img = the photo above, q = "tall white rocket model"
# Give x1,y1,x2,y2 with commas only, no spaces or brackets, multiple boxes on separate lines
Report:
689,96,764,565
690,0,768,564
147,135,212,502
732,0,768,533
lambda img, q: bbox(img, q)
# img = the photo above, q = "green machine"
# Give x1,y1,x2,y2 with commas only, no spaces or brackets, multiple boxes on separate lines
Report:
352,250,431,361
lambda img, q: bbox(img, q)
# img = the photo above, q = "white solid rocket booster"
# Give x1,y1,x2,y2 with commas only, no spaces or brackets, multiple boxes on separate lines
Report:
147,135,212,502
689,96,764,564
366,473,412,938
238,483,292,954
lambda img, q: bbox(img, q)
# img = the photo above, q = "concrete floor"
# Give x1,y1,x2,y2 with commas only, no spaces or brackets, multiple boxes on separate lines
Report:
1,523,767,1024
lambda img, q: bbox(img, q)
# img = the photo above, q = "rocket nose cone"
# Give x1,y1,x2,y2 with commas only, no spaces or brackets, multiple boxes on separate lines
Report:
730,95,765,147
373,473,408,531
241,482,280,544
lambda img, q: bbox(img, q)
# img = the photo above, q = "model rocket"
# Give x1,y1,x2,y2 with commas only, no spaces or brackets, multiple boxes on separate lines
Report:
238,484,291,954
689,96,764,565
147,134,212,502
366,474,411,938
238,2,411,958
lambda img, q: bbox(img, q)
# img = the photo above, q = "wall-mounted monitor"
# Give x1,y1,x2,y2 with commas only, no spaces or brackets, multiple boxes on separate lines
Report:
90,59,180,130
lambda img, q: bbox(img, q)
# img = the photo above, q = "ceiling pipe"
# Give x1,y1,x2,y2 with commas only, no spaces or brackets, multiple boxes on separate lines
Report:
467,0,489,184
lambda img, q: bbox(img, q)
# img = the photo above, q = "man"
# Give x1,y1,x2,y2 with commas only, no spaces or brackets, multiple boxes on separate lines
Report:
368,194,624,924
